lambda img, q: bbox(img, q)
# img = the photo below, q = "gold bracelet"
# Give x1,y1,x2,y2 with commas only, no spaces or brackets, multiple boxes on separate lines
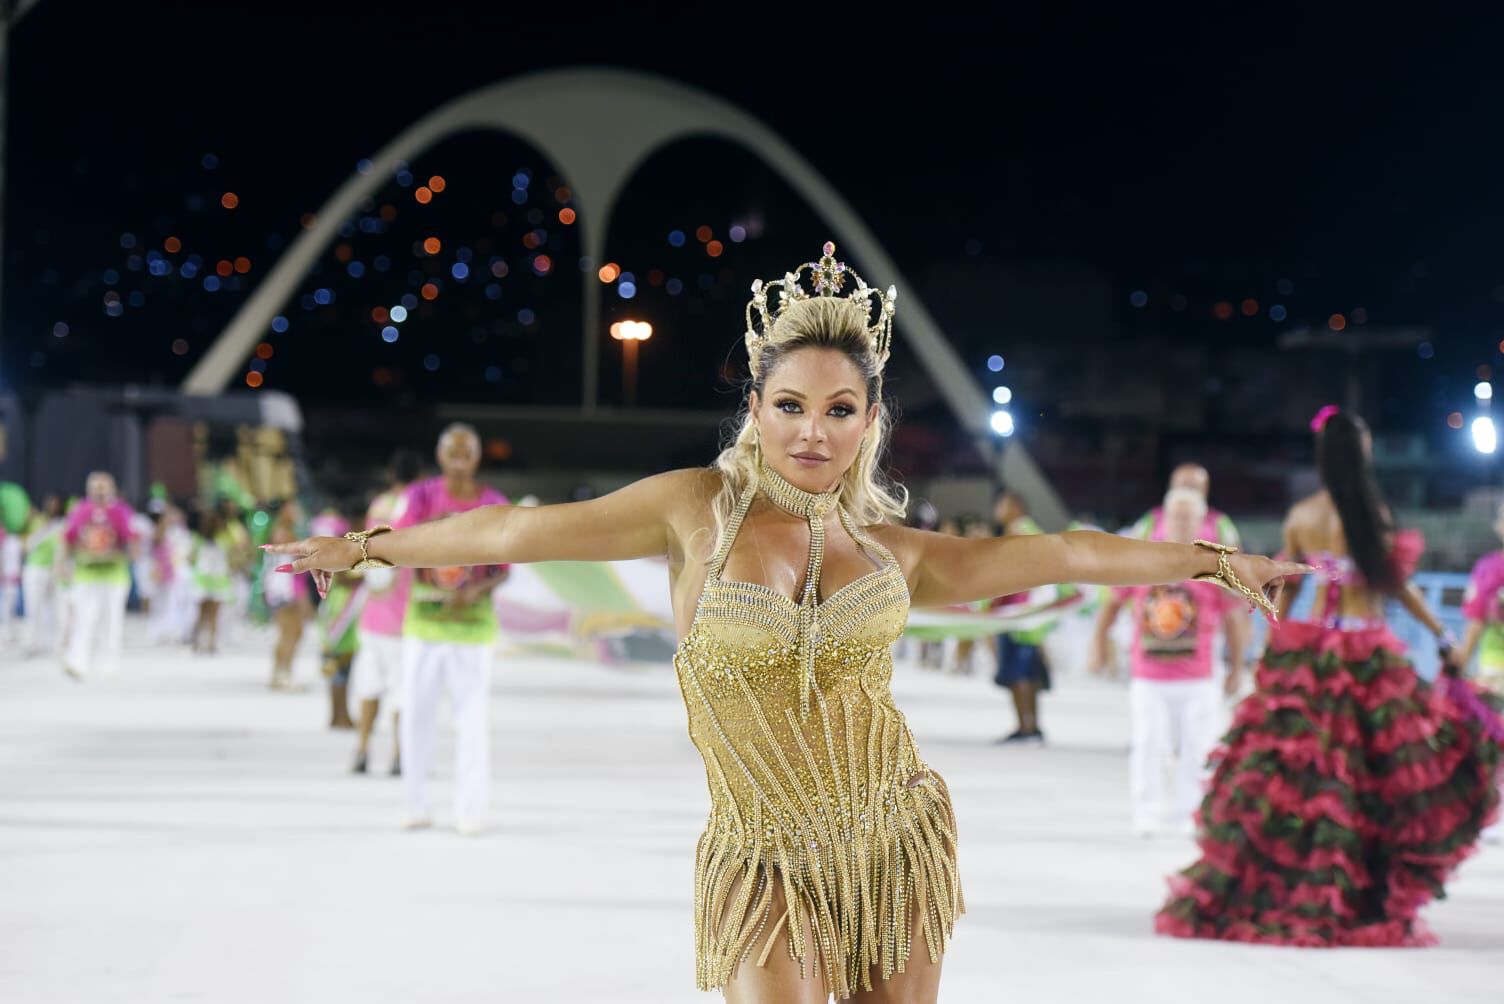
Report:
1190,538,1277,619
343,525,395,572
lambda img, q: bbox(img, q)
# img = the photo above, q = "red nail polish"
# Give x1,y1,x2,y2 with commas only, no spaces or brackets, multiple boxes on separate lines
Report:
274,564,293,573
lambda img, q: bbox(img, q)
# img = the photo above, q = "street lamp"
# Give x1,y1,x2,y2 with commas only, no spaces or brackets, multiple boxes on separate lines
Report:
610,319,653,407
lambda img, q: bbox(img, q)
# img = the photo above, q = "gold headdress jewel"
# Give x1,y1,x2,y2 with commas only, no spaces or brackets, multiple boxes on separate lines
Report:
744,241,897,374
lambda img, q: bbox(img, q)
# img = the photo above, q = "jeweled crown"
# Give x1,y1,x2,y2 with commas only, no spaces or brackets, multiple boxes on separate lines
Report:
744,241,897,374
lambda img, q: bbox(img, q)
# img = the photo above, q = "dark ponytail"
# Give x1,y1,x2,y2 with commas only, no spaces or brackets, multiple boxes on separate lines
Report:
1315,411,1399,593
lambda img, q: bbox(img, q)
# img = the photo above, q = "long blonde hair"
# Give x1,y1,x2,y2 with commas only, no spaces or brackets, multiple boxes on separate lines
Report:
709,297,908,550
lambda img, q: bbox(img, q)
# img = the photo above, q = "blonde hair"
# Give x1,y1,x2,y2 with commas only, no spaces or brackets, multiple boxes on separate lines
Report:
709,297,907,550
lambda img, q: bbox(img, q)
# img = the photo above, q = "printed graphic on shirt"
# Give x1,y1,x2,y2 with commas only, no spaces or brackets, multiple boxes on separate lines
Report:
1140,584,1198,660
77,519,122,563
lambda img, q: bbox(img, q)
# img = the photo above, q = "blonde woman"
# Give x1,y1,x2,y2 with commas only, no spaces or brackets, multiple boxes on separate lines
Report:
271,243,1302,1003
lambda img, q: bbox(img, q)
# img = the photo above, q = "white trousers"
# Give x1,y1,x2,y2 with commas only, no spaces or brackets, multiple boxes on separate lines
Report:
1129,677,1220,829
400,638,491,824
21,566,58,653
67,580,130,678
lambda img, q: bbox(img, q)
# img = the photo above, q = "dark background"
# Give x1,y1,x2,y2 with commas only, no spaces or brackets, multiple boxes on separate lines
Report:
7,3,1504,510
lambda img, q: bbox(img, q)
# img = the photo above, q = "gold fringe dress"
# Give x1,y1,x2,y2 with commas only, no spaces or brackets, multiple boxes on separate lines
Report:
674,467,963,998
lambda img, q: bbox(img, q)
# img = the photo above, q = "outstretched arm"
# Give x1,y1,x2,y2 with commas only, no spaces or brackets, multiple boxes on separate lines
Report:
881,527,1308,618
268,468,713,577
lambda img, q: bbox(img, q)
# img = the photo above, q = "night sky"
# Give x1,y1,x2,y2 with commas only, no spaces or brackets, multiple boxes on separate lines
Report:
9,5,1504,440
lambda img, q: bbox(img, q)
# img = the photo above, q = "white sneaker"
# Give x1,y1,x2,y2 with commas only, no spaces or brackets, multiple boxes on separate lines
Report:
454,819,485,837
400,815,433,831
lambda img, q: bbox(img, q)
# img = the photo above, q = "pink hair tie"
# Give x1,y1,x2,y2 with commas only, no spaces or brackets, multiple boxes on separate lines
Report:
1310,404,1341,432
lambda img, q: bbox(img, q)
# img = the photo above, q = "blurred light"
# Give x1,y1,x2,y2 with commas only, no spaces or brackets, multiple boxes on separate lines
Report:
512,172,530,189
618,281,637,299
1213,301,1233,320
215,260,234,278
1480,364,1494,381
510,189,527,205
102,268,120,284
164,236,182,254
610,320,653,341
1128,290,1148,308
696,225,713,243
554,186,572,203
599,263,621,283
730,225,747,243
1448,412,1465,430
381,326,399,343
517,308,536,325
371,306,389,324
400,293,418,310
119,233,136,250
707,240,724,258
1418,342,1435,360
203,276,222,292
171,338,189,355
992,386,1012,404
313,288,333,305
420,282,439,301
201,153,218,170
986,355,1005,372
490,258,509,279
104,302,123,317
395,169,413,187
249,358,266,373
1476,381,1493,401
666,278,683,295
347,261,365,278
335,243,353,262
522,231,542,249
668,230,686,247
255,342,274,360
451,262,469,280
52,322,69,338
388,305,407,323
300,213,317,230
485,283,502,300
1351,307,1369,325
423,237,441,255
149,259,172,276
1328,313,1346,331
532,254,552,275
1474,416,1498,454
180,262,199,278
356,158,373,175
990,410,1015,437
270,315,288,333
1240,298,1259,316
428,175,446,193
1269,304,1287,321
245,371,263,388
221,192,239,210
558,208,576,225
424,354,441,372
415,186,433,204
234,256,252,274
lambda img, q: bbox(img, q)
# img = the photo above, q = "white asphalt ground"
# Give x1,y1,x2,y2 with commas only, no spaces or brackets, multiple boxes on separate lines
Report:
2,622,1500,1004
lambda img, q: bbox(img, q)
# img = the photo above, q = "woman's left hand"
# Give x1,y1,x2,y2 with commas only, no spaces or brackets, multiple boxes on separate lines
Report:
1223,553,1313,621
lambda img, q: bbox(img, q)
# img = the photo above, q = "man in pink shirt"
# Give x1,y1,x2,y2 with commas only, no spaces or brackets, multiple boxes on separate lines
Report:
1092,488,1246,835
350,450,422,775
61,472,139,680
394,426,509,835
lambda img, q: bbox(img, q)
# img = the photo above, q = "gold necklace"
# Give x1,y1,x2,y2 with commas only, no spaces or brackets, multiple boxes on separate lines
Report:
756,460,840,716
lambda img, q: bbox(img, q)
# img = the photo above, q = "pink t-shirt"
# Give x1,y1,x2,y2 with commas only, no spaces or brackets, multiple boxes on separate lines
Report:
394,478,509,644
358,487,412,637
65,500,138,584
1462,551,1504,623
1114,580,1238,681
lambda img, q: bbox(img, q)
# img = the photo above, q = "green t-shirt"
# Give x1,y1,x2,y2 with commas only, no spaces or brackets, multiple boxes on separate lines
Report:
319,578,363,657
25,518,62,569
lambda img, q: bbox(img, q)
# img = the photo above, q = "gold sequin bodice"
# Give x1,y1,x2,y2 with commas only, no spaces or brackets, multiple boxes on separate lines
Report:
674,465,961,998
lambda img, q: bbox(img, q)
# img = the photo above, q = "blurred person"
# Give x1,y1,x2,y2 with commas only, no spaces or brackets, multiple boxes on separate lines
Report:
0,508,22,643
21,495,65,655
946,516,996,676
1131,462,1251,695
147,507,194,645
271,243,1299,1001
1090,488,1246,835
60,472,140,680
351,449,423,775
216,497,257,642
1452,498,1504,695
1158,407,1502,946
189,511,233,655
991,491,1053,743
263,500,313,690
128,504,157,614
313,510,360,730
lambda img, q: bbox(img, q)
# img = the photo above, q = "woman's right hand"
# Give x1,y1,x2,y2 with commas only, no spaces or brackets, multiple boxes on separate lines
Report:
263,536,361,598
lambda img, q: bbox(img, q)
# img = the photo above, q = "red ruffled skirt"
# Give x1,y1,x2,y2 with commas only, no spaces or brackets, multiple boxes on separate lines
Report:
1155,620,1502,946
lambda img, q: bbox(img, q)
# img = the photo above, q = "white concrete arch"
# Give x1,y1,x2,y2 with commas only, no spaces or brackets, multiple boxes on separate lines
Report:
183,68,1065,526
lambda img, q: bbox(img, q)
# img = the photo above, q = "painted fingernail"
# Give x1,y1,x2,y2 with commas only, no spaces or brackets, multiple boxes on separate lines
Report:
274,564,293,573
258,544,270,550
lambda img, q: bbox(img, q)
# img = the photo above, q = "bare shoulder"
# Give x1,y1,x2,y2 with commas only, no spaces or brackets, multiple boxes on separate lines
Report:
1287,491,1329,523
865,523,934,569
